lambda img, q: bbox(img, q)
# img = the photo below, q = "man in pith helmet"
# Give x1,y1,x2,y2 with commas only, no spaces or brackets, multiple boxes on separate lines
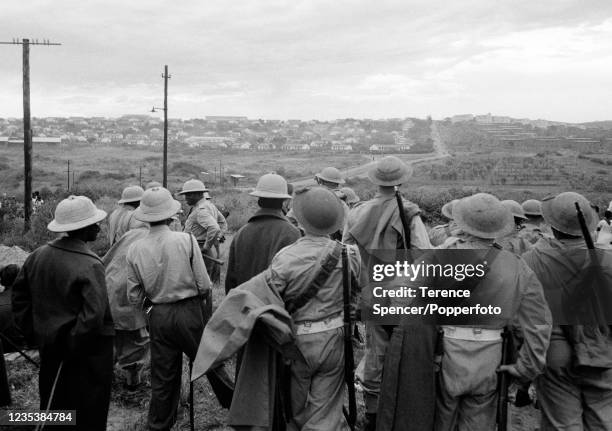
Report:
226,173,299,294
178,179,227,283
429,193,552,431
108,185,146,246
522,192,612,431
339,186,361,209
126,187,211,431
267,186,363,430
12,195,114,431
342,155,432,430
315,166,350,238
519,199,552,245
429,199,461,247
497,199,533,255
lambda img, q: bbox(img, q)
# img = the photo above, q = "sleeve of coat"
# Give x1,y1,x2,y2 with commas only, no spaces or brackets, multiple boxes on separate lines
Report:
11,264,34,343
126,250,145,306
72,260,108,338
196,207,221,247
190,234,211,296
410,215,433,249
225,236,238,294
513,261,552,381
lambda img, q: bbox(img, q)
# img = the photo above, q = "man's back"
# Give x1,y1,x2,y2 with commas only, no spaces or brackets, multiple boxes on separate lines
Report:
225,208,299,293
12,237,113,345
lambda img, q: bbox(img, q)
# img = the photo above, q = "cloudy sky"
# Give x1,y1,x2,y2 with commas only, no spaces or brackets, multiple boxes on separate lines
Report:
1,0,612,122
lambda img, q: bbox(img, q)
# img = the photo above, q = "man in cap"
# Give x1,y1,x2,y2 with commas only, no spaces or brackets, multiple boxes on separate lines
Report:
126,187,211,431
12,195,114,431
108,185,145,246
178,179,227,283
522,192,612,431
520,199,552,245
497,199,533,255
225,173,299,295
427,193,552,431
267,186,363,430
315,166,349,239
342,155,432,430
429,199,461,247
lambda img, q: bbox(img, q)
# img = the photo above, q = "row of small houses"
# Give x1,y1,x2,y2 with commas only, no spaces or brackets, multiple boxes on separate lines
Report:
0,136,414,154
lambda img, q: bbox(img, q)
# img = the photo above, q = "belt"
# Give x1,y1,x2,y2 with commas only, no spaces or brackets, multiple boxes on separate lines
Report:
295,315,343,336
442,326,502,342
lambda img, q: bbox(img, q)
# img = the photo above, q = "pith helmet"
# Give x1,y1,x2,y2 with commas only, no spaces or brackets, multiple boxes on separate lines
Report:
249,173,292,199
177,179,208,195
541,192,597,237
316,167,345,185
134,187,182,222
501,200,527,220
145,181,162,190
368,156,413,186
48,195,107,232
118,185,144,204
452,193,514,239
340,187,360,204
292,187,344,235
521,199,542,217
441,199,459,220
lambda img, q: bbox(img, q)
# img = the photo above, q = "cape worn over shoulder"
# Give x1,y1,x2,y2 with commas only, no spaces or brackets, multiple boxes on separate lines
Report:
348,195,420,250
191,271,294,428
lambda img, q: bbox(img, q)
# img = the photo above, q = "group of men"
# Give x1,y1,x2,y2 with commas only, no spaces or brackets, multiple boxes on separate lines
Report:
5,154,612,431
10,178,227,430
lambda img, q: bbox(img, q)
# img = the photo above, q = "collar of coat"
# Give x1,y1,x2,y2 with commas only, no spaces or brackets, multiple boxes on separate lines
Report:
48,237,103,263
248,207,289,223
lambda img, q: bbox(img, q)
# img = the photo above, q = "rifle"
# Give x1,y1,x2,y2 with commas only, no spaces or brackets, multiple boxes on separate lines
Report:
196,240,225,265
394,187,411,250
497,327,511,431
574,202,610,334
189,360,195,431
575,202,595,249
341,246,357,430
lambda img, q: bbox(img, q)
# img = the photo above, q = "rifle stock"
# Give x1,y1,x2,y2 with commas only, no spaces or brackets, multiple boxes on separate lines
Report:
394,188,411,249
342,246,357,430
497,327,510,431
575,202,595,249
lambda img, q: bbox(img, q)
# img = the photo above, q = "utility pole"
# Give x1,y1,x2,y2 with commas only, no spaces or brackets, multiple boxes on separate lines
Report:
66,160,70,191
139,165,143,187
0,38,61,232
151,65,171,187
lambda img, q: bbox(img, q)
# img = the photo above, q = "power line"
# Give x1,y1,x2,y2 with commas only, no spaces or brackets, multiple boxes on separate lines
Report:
1,38,61,232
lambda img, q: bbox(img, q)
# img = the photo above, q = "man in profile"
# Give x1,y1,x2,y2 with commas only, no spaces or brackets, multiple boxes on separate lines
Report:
12,195,114,431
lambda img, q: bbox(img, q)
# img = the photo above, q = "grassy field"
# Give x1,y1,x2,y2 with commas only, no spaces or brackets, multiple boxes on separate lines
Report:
0,144,369,198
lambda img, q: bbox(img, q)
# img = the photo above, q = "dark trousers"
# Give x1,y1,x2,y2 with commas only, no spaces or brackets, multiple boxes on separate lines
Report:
0,339,10,406
148,296,204,431
39,335,113,431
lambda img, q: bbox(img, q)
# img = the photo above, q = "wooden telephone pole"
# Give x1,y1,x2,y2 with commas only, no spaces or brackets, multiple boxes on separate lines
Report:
151,65,171,187
0,38,61,232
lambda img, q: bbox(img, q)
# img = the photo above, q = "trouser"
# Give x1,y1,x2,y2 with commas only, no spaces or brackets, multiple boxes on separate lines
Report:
434,337,502,431
537,366,612,431
356,322,391,413
39,335,113,431
0,339,10,406
114,328,150,386
288,327,349,431
148,296,204,431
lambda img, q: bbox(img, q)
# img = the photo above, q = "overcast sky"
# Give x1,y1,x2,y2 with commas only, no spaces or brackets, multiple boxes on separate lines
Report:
1,0,612,122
